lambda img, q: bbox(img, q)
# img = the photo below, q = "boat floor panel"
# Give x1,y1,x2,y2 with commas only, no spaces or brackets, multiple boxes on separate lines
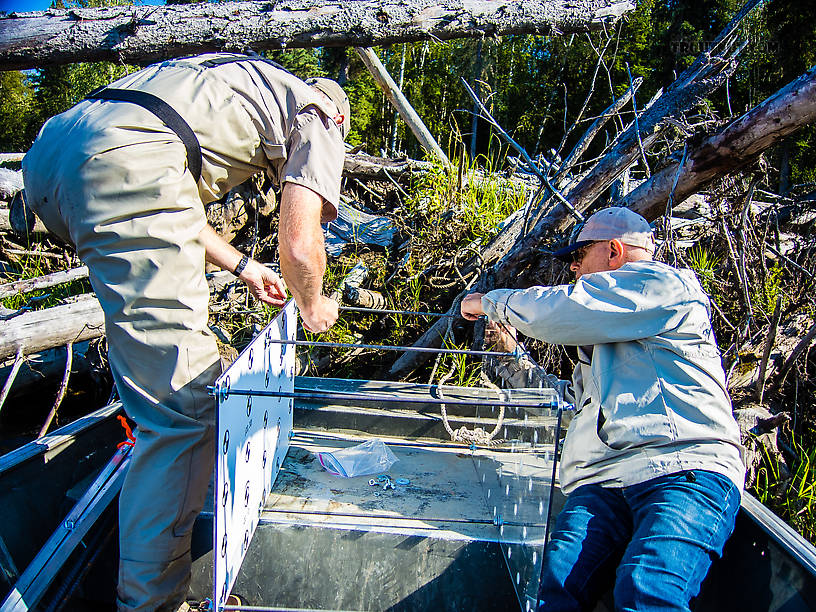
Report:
254,431,557,544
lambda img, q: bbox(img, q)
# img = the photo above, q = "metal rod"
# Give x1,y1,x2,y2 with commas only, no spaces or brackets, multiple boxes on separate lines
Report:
538,405,564,603
261,507,547,528
208,387,558,410
211,306,458,318
339,305,457,318
266,338,513,358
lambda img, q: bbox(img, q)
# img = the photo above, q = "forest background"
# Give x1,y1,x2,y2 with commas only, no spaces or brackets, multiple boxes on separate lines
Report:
2,0,816,545
2,0,815,187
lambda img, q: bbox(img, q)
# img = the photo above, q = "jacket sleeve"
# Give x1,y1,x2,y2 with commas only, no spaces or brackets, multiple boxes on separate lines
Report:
481,263,706,346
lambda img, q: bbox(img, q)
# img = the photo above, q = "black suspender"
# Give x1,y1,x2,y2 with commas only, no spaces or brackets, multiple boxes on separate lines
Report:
86,88,203,183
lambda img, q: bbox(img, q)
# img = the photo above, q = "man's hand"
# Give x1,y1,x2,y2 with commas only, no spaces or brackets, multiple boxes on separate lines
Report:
238,259,287,306
299,295,339,333
461,292,486,321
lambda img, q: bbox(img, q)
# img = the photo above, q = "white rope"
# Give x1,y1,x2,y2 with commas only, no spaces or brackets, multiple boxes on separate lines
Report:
437,359,505,447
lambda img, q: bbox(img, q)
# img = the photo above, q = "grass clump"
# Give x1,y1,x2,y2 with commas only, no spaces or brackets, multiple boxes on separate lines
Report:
752,437,816,543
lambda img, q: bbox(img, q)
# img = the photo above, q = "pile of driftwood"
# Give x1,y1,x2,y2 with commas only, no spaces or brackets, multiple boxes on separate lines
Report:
1,0,816,494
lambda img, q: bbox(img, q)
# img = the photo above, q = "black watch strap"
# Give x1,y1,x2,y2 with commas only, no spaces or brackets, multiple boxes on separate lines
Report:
233,254,249,277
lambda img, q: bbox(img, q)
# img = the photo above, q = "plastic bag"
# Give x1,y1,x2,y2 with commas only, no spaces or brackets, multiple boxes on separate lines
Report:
317,439,398,478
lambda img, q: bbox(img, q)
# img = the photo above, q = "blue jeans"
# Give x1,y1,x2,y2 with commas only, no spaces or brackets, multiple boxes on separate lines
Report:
538,470,740,611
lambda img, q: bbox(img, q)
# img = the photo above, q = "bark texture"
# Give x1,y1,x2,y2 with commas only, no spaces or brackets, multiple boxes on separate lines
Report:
0,294,105,361
0,0,634,71
618,66,816,220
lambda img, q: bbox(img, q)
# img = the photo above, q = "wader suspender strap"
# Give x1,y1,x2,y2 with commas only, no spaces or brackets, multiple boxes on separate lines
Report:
86,88,203,183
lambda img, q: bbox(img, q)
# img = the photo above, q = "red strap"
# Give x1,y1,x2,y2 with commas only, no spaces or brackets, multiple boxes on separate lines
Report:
117,415,136,449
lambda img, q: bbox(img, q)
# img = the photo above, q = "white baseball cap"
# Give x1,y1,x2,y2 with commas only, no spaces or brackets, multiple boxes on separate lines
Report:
552,207,655,262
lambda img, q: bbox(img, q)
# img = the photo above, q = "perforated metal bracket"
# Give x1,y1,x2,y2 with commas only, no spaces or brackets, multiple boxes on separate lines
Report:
212,300,297,611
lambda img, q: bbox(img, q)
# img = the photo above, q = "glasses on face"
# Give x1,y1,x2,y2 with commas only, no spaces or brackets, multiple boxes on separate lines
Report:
569,242,596,265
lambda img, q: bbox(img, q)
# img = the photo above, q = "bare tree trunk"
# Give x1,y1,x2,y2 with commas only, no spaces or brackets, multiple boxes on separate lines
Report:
469,39,484,160
0,266,89,300
389,45,407,156
491,0,762,288
389,0,763,377
0,294,105,361
356,47,450,167
343,152,432,182
618,66,816,221
0,0,635,71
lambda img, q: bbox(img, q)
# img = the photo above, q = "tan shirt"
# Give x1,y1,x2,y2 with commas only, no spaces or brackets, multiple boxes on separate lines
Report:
100,53,345,221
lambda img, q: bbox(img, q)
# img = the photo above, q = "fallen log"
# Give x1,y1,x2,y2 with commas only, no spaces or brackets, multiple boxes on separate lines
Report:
778,318,816,382
0,269,270,362
0,153,24,164
726,312,812,392
492,0,763,287
0,168,22,200
0,207,49,235
0,266,89,300
618,65,816,220
0,294,105,362
343,152,432,183
0,0,634,71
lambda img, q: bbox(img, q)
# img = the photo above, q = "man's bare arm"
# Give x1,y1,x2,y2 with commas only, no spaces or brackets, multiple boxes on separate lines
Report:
278,182,338,332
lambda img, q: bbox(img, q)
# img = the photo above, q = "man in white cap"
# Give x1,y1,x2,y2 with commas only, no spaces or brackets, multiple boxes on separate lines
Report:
462,207,745,611
23,52,350,611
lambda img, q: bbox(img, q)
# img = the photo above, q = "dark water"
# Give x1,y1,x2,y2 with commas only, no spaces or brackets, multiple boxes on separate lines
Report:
0,373,111,455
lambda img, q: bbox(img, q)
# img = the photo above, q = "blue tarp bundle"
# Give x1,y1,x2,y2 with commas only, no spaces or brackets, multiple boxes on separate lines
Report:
324,199,397,256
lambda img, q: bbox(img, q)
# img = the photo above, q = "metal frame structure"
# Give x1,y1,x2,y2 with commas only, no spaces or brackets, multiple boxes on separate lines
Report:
209,304,569,611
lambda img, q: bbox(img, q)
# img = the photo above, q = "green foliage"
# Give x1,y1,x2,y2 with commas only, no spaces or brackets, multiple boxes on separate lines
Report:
0,254,91,312
264,49,326,79
752,262,786,319
31,61,134,128
753,438,816,544
439,340,482,388
0,71,34,152
686,244,721,295
340,58,383,150
402,150,526,249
